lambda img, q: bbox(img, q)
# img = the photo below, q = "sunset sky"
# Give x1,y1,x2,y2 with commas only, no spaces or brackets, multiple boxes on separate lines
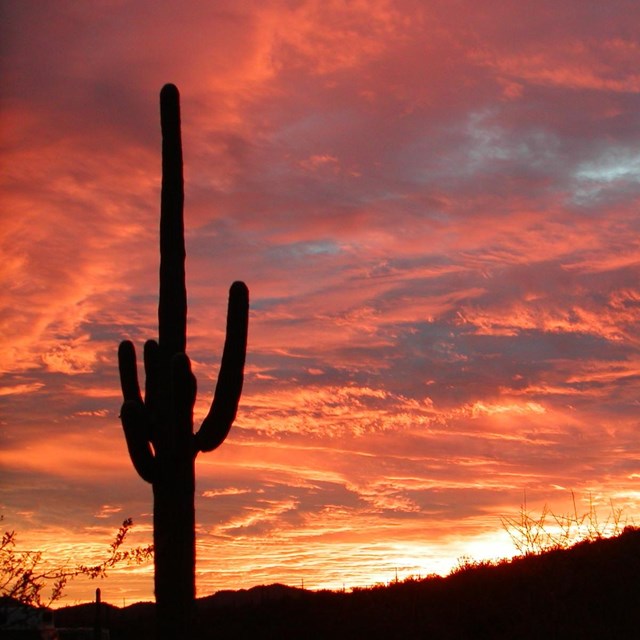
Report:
1,0,639,605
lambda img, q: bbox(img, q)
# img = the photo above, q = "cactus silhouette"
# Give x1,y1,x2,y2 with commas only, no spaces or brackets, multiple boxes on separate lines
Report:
117,84,249,639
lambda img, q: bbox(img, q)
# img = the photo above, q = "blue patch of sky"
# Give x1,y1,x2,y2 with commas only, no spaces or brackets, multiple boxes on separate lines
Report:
265,239,343,260
571,148,640,205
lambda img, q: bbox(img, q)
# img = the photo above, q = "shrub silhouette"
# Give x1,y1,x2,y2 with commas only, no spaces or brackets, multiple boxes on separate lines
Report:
117,84,249,640
0,518,151,608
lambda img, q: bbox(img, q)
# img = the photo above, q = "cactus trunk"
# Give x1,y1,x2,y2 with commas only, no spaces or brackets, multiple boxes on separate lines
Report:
154,468,195,637
118,84,249,640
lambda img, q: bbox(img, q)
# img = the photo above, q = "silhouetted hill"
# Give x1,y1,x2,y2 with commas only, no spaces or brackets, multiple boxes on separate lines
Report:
54,526,640,639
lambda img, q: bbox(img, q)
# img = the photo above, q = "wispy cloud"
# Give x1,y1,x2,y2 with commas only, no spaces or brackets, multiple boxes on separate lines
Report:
2,0,639,603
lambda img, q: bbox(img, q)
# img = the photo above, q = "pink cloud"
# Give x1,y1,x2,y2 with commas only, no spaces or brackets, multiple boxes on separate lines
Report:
1,0,639,603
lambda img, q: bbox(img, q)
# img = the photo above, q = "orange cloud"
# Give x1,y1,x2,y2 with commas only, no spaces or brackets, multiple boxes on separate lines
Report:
2,0,640,604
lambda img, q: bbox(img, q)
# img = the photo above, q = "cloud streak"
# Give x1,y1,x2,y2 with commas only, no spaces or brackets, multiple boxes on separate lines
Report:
1,0,639,603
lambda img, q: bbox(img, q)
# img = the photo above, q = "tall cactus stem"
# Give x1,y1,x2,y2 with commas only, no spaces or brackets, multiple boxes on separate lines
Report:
117,84,249,640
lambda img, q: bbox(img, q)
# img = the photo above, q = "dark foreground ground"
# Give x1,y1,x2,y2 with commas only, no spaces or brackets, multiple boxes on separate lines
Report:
54,526,640,639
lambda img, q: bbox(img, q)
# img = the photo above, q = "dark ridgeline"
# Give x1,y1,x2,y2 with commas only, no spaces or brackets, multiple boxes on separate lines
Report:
53,526,640,639
117,84,249,640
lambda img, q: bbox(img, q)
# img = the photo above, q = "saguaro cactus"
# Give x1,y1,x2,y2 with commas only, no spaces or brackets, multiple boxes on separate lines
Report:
117,84,249,639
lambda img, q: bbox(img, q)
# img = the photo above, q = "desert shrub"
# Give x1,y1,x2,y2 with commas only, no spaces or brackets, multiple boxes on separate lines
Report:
0,517,152,607
501,491,630,555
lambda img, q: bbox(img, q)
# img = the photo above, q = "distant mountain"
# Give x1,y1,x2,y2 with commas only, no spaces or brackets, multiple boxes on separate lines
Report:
54,526,640,639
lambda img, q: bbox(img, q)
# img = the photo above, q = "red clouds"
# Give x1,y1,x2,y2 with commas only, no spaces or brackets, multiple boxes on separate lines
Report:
1,0,639,602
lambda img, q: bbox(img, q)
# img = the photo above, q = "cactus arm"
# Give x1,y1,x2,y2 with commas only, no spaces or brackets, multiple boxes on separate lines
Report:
118,340,143,405
158,83,187,357
120,402,157,483
194,281,249,453
143,339,160,422
171,353,197,441
118,340,156,483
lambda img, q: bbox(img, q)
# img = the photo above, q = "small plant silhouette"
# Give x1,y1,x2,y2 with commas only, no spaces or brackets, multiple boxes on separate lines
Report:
117,84,249,639
0,518,152,608
501,491,628,555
